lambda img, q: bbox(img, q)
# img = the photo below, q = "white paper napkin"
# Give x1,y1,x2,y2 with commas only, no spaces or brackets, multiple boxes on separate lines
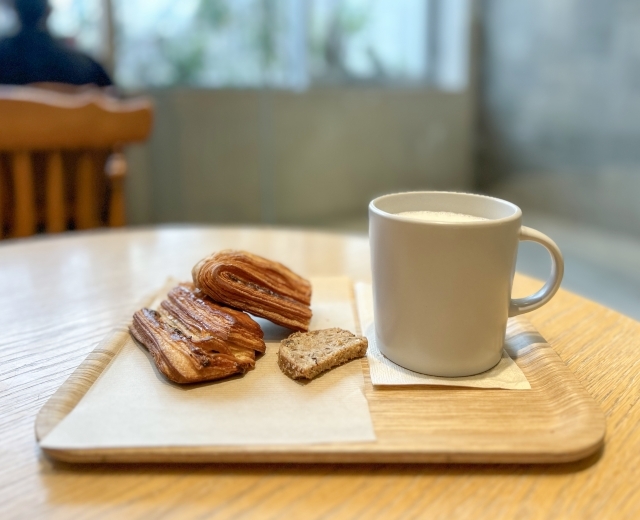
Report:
40,277,376,450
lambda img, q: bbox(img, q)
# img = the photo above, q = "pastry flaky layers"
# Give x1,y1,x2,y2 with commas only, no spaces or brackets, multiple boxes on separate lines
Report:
130,283,266,384
192,250,313,332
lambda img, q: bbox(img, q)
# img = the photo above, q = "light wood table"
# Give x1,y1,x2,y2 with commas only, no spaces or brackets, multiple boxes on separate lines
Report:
1,226,639,519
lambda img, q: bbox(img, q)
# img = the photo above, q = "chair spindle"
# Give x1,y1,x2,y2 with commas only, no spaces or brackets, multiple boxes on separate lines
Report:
105,152,127,228
75,152,98,230
45,151,66,233
12,151,36,237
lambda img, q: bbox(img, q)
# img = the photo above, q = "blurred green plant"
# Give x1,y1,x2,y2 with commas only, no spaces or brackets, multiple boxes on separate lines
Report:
159,34,207,84
197,0,230,27
158,0,231,85
152,0,290,86
257,0,278,73
309,0,372,79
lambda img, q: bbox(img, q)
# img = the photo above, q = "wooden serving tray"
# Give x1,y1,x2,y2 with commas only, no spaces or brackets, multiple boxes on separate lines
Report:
36,280,605,464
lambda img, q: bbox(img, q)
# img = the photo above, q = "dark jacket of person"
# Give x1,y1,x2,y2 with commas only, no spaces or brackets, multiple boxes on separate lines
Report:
0,27,112,86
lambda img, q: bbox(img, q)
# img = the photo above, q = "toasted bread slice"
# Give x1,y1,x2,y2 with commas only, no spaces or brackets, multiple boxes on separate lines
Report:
278,328,368,380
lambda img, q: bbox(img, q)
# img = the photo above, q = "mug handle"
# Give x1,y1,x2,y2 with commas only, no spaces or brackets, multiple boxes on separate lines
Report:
509,226,564,317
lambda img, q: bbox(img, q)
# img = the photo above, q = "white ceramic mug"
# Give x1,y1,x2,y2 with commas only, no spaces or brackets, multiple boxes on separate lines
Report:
369,191,564,377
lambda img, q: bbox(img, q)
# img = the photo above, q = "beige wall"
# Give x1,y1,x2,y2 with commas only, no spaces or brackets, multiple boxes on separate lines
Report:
126,87,475,226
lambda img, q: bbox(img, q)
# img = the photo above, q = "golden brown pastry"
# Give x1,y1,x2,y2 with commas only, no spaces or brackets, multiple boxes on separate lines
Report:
192,250,313,331
130,308,244,384
160,283,265,369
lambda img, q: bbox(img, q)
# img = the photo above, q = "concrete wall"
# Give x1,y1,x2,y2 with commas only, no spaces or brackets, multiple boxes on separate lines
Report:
126,87,475,226
478,0,640,236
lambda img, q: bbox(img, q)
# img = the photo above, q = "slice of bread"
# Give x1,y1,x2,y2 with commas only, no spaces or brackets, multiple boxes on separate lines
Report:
278,328,368,380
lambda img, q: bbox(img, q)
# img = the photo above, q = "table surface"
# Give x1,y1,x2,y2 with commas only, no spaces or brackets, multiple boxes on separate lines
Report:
1,226,639,519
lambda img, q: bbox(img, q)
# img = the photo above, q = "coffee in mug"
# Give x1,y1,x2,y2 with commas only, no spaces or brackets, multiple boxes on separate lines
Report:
397,211,488,223
369,191,564,377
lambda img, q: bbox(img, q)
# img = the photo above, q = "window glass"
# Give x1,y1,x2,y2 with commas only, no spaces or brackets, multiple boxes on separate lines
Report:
0,0,469,91
48,0,105,60
309,0,428,84
0,0,106,61
0,1,17,36
112,0,307,89
114,0,259,88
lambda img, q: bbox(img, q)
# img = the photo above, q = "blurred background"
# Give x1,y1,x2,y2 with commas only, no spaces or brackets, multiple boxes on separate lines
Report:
1,0,639,319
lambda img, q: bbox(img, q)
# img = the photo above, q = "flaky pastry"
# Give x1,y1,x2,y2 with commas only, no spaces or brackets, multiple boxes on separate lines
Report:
130,281,267,383
160,283,265,369
130,308,244,384
192,249,312,331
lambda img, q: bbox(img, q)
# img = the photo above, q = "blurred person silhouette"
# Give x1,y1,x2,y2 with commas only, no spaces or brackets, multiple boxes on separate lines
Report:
0,0,112,86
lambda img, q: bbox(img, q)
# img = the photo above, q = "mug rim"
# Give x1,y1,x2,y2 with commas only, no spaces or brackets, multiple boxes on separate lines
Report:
369,191,522,226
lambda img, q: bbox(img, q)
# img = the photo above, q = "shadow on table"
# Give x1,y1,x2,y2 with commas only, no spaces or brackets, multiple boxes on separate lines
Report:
36,447,604,514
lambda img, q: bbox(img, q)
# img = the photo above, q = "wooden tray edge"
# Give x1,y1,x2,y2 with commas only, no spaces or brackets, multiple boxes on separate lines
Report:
35,288,161,443
40,438,604,465
35,326,130,442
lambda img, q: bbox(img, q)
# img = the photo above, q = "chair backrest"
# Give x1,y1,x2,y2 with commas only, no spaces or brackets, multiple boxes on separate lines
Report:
0,86,153,238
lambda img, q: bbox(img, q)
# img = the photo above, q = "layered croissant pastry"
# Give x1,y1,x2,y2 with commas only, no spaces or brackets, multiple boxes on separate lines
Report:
192,250,313,332
130,283,266,384
161,283,265,369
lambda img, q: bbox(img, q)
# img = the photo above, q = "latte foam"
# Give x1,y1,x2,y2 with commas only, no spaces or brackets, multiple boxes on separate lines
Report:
397,210,487,223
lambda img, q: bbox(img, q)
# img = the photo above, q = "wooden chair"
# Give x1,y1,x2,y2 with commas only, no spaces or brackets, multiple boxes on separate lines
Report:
0,86,153,239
